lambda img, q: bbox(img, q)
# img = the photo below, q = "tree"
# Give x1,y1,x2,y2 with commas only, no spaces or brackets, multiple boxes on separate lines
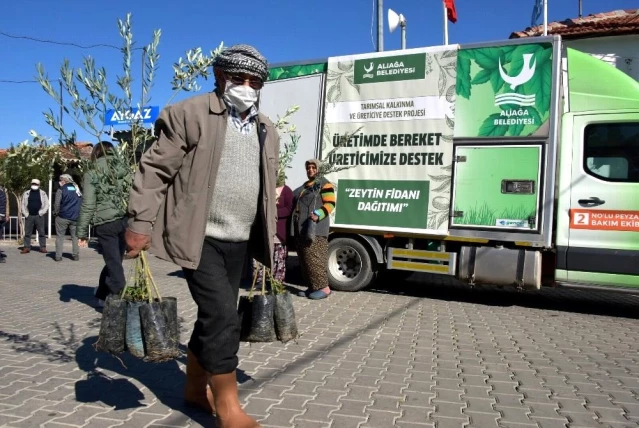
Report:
1,134,63,244
35,13,223,302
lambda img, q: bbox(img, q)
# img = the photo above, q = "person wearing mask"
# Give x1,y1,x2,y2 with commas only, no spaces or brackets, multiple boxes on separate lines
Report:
125,45,278,428
21,179,50,254
0,184,6,262
53,174,83,262
293,159,336,299
77,142,129,307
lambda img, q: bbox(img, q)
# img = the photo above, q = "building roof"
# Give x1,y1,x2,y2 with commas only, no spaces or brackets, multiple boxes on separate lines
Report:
0,142,93,163
510,9,639,39
58,142,94,162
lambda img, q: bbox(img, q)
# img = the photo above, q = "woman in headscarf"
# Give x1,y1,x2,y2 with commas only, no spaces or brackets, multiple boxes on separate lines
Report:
293,159,336,299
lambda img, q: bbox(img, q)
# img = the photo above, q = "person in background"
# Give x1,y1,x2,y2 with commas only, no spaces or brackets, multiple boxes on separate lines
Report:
252,173,294,285
0,183,6,263
77,142,129,307
125,44,277,428
21,179,49,254
293,159,336,299
53,174,82,262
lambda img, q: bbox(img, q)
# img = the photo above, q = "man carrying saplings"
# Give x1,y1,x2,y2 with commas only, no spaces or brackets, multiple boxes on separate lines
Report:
125,44,278,428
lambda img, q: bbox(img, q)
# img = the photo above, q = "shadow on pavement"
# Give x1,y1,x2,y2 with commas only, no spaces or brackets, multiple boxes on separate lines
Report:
368,271,639,320
0,323,78,363
58,284,100,310
0,323,253,425
73,337,210,424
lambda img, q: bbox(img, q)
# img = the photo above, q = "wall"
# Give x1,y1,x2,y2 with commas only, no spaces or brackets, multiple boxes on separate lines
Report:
566,35,639,81
260,74,326,191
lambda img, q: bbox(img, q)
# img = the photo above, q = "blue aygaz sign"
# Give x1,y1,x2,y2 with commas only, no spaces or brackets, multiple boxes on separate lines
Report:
105,106,160,126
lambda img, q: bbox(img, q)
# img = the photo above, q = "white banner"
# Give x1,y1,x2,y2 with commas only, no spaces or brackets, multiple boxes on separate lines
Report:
325,96,448,124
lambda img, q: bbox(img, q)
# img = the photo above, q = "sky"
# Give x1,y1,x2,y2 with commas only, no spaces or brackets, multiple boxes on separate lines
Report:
0,0,637,148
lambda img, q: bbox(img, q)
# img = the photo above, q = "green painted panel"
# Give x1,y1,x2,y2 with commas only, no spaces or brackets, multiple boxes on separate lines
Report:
353,53,426,84
452,146,540,228
335,179,430,229
567,48,639,112
455,43,553,138
556,270,639,288
268,63,327,81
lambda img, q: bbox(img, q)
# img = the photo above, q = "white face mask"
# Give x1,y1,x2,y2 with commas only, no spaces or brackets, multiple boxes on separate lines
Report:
31,185,39,191
224,82,259,113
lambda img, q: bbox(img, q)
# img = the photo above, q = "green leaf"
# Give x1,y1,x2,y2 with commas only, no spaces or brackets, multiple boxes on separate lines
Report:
523,61,552,116
490,69,504,93
502,46,518,62
459,49,476,60
509,44,544,76
508,120,525,137
527,107,542,130
478,113,508,137
471,69,491,85
474,48,501,70
456,55,472,99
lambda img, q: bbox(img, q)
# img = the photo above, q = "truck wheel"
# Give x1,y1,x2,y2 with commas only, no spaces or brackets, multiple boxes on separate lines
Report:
328,238,376,292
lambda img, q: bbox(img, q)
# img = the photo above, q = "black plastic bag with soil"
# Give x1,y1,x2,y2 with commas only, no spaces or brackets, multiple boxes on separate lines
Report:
245,294,276,342
274,292,298,343
125,301,145,358
238,295,253,342
139,297,180,362
95,295,127,354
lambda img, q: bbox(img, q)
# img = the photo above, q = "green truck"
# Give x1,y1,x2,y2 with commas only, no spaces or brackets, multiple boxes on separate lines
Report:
261,36,639,294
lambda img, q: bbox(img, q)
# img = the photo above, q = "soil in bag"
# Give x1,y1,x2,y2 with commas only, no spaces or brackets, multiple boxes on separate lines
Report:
125,301,145,358
245,295,276,343
139,298,180,362
238,295,253,342
95,295,127,354
160,297,180,351
274,293,298,343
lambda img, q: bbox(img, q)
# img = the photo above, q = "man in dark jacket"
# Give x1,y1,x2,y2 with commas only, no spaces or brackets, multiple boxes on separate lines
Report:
0,184,6,262
54,174,82,262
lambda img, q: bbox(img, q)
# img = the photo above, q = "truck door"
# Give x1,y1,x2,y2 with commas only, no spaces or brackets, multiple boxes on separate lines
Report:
565,114,639,287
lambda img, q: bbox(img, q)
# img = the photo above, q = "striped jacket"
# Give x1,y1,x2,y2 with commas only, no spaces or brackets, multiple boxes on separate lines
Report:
293,177,336,238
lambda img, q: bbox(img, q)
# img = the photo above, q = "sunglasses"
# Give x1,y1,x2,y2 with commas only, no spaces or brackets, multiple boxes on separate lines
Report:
225,74,264,90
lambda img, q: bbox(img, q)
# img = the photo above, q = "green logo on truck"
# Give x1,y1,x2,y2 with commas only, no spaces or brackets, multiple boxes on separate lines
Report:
354,53,426,84
454,43,553,138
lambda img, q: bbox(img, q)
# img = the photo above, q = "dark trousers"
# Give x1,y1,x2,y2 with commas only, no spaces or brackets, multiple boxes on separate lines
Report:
0,220,5,258
94,217,127,300
183,237,248,375
24,214,46,249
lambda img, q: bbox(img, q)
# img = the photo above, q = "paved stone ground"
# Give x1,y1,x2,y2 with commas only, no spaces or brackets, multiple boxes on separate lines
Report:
1,239,639,428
